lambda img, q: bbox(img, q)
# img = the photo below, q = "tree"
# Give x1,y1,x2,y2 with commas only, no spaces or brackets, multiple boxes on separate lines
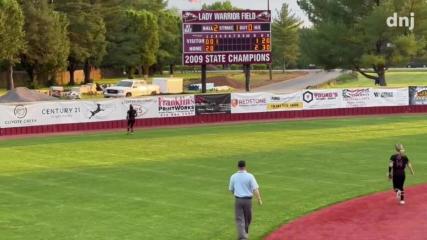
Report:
202,0,236,10
272,3,302,71
156,10,181,75
0,0,25,90
298,28,317,68
20,0,70,87
54,0,107,84
131,10,159,78
131,0,167,12
103,9,159,79
101,1,162,78
298,0,427,86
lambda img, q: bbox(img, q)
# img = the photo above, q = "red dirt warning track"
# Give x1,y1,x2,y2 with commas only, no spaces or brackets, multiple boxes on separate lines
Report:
265,184,427,240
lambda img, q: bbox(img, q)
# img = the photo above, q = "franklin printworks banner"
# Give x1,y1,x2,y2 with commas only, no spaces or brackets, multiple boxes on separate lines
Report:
409,86,427,105
195,94,231,115
157,95,195,117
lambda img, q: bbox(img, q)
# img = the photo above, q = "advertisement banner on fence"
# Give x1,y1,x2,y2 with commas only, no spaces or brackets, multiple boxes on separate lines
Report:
231,93,269,113
0,100,121,128
302,89,342,109
0,102,49,128
120,97,160,119
409,86,427,105
267,92,303,111
82,100,122,121
0,97,164,128
157,95,195,117
196,94,231,115
342,88,371,108
370,88,409,107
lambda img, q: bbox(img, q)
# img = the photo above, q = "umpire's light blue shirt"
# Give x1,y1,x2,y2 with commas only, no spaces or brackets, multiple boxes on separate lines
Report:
229,170,259,197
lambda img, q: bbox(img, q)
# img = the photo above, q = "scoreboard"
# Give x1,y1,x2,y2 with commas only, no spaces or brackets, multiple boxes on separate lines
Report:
182,10,272,65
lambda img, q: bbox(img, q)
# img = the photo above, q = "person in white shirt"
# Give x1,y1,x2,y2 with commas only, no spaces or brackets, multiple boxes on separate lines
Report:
229,160,262,240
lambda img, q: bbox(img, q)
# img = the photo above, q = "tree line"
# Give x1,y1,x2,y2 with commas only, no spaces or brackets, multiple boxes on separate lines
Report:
0,0,181,89
298,0,427,86
0,0,301,90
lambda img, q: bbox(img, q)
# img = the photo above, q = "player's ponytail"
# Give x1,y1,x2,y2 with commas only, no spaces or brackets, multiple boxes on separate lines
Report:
395,144,406,157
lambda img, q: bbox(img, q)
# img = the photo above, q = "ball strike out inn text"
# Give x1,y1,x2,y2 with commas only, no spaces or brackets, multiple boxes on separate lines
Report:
182,10,272,65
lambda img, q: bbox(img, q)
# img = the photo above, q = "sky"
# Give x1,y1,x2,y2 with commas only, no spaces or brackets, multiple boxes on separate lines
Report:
167,0,311,26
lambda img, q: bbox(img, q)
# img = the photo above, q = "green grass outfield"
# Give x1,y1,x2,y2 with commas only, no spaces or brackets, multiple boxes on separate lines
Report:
327,71,427,88
1,115,427,240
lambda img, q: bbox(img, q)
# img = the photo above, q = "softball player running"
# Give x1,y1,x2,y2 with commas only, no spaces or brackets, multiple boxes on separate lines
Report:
388,144,415,205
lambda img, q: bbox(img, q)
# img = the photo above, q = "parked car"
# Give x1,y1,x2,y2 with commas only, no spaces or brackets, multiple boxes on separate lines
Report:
103,79,160,98
407,62,427,68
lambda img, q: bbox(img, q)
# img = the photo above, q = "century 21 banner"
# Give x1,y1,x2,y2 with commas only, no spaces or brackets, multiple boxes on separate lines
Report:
0,95,197,128
0,100,122,128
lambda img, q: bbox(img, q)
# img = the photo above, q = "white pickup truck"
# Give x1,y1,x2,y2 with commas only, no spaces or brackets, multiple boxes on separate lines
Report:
103,79,160,98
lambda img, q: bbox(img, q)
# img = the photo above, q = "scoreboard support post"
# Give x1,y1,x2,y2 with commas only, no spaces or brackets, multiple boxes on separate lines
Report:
244,64,251,92
201,64,207,93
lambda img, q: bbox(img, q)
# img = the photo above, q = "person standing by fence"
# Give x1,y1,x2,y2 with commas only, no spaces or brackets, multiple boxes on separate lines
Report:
126,105,137,134
229,160,262,240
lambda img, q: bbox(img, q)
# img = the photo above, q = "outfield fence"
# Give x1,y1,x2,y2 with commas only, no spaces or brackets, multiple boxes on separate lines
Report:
1,87,427,136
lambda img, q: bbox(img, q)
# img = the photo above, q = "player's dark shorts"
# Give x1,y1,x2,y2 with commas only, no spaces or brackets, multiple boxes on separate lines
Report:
128,119,135,128
393,174,405,191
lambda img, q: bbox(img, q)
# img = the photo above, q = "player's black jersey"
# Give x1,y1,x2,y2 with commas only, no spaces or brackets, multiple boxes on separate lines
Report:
390,154,409,176
127,109,137,120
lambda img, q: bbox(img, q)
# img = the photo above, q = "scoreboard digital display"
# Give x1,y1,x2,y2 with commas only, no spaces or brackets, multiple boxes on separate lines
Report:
182,10,272,65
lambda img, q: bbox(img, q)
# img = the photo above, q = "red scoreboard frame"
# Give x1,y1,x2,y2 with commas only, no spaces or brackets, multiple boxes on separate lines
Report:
182,10,272,65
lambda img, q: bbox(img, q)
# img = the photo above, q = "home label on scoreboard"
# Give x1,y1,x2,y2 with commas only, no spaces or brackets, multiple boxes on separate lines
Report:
182,10,272,65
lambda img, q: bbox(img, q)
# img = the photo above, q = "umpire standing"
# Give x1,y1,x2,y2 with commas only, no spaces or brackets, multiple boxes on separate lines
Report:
229,160,262,240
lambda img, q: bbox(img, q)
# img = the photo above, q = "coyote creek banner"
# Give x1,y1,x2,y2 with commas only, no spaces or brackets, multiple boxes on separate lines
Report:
409,86,427,105
302,89,342,109
231,93,269,113
195,94,231,114
267,92,303,111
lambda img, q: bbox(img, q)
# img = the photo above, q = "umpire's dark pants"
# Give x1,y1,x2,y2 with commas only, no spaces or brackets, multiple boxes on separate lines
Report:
235,197,252,240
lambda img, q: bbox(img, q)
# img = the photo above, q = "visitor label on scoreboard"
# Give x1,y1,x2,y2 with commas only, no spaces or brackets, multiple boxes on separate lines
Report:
182,10,272,65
